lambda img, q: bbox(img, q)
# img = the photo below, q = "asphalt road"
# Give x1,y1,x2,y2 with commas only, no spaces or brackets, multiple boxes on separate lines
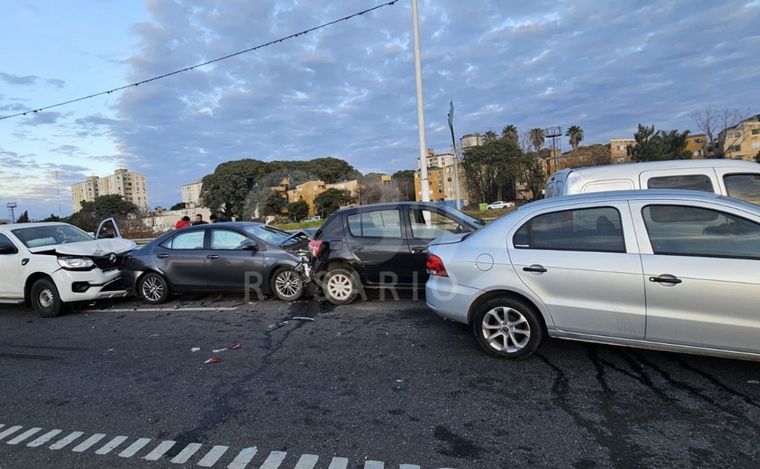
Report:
1,293,759,469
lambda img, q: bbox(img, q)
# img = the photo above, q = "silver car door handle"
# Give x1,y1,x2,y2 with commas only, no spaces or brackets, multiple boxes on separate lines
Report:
649,274,682,285
523,264,547,273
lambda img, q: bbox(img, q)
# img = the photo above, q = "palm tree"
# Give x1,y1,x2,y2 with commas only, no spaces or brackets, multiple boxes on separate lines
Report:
528,128,545,153
566,125,584,153
483,130,498,143
502,124,518,145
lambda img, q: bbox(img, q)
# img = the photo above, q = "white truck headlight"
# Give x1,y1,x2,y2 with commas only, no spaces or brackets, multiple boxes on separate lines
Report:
57,257,95,270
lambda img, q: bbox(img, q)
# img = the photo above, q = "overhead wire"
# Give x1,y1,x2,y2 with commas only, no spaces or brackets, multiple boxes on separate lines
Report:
0,0,398,121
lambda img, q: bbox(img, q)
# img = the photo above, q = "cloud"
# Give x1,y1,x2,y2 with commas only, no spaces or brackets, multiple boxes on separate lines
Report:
20,111,64,125
0,71,38,85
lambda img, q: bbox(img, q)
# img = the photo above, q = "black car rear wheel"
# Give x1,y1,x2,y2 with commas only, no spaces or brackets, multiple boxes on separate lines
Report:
271,267,304,302
322,267,359,305
138,272,170,304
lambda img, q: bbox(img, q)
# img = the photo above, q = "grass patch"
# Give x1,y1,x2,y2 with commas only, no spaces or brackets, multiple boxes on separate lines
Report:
273,220,324,231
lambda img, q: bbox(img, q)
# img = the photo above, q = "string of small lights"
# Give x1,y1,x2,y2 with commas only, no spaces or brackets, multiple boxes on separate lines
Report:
0,0,398,121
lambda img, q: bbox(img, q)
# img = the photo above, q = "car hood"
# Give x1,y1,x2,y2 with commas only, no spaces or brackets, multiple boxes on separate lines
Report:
428,232,470,247
29,238,137,256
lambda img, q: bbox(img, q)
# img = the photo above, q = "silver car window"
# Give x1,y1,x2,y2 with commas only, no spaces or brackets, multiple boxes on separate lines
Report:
724,174,760,206
646,174,713,192
514,207,625,253
642,205,760,260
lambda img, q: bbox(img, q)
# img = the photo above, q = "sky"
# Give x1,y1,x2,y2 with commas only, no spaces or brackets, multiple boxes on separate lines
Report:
1,0,759,219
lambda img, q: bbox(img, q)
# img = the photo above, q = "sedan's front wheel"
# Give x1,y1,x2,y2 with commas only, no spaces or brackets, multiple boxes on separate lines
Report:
271,267,304,302
31,278,64,318
138,272,170,304
472,297,544,359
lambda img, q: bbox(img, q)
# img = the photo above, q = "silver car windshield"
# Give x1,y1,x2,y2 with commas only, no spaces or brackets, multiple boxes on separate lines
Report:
11,225,93,248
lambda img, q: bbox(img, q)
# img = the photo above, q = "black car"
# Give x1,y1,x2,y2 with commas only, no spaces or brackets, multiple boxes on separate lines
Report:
124,223,309,303
308,202,484,304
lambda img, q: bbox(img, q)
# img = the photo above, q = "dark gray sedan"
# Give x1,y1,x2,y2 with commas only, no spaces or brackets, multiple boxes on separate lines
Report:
123,223,309,303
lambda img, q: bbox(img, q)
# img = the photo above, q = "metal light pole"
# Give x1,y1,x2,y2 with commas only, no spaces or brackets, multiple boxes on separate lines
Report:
7,202,18,222
411,0,429,202
447,100,462,209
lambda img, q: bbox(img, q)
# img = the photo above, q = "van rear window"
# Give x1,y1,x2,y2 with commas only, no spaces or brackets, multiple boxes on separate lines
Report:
724,174,760,205
646,175,713,192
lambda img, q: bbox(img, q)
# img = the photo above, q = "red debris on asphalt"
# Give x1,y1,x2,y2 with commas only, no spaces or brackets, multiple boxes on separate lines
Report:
204,357,221,365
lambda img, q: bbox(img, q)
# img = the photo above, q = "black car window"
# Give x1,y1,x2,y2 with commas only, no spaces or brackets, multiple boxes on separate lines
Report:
210,230,249,250
646,174,714,192
513,207,625,253
642,205,760,260
409,209,469,240
167,230,205,250
724,174,760,205
347,210,402,238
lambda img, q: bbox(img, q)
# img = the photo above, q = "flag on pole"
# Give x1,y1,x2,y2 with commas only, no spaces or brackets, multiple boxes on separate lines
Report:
447,100,454,130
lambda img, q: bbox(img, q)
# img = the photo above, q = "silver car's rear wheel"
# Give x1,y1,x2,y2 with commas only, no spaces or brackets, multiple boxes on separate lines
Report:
472,297,544,359
481,307,531,353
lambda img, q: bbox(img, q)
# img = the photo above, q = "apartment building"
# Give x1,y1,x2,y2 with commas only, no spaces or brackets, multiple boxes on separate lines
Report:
181,179,203,207
719,114,760,160
685,134,708,158
71,168,149,212
610,138,635,163
286,179,360,216
417,148,456,170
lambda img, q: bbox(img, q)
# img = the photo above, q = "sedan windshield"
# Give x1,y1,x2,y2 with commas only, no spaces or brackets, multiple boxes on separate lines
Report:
12,225,93,248
243,225,299,246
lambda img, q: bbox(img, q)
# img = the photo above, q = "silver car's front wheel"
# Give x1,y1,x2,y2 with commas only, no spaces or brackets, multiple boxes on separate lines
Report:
472,297,543,359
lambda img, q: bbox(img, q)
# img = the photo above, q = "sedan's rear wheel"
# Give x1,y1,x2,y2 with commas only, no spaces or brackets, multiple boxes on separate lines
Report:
271,267,304,302
138,272,169,304
472,297,543,359
322,267,359,305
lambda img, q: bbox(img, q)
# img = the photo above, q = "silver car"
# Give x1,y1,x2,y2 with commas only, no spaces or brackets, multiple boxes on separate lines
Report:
425,190,760,361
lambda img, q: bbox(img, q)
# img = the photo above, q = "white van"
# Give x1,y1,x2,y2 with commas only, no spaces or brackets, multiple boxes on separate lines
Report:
545,160,760,204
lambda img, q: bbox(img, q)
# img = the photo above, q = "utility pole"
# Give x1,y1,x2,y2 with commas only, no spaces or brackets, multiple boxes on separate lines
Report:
411,0,429,202
447,100,462,209
7,202,18,222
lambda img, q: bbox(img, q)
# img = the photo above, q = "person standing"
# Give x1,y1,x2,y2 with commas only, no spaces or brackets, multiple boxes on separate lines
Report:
192,214,208,226
175,216,191,230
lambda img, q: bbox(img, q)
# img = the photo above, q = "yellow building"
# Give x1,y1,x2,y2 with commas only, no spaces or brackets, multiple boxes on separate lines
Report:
610,138,635,163
685,134,707,158
286,179,359,216
719,114,760,160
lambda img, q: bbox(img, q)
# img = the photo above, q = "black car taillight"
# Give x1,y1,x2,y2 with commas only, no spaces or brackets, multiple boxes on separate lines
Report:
426,253,448,277
308,240,325,258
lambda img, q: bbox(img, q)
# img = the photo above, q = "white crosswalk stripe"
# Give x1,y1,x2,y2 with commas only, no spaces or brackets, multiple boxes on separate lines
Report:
294,454,318,469
143,440,176,461
170,442,202,464
364,461,384,469
227,446,257,469
72,433,106,452
327,457,349,469
94,435,128,455
6,427,41,445
0,426,23,441
49,431,84,450
259,450,287,469
27,429,62,448
198,445,229,467
118,437,152,458
400,465,421,469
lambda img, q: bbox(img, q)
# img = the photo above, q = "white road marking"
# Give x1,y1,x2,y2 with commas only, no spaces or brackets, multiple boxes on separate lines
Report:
227,446,257,469
197,445,229,467
6,427,41,445
364,461,384,469
27,429,62,447
143,440,176,461
327,457,349,469
294,454,319,469
0,425,23,441
72,433,106,452
84,306,239,313
94,435,128,455
259,450,287,469
118,437,152,458
49,431,84,450
170,442,202,464
400,465,421,469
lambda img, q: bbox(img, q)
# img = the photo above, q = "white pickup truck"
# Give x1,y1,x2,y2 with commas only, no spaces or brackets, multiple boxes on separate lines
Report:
0,219,135,317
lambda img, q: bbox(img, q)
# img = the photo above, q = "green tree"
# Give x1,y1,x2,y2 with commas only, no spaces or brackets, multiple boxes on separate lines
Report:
169,202,186,211
16,210,29,223
630,124,691,162
462,136,523,202
391,170,416,201
200,159,270,218
314,189,354,217
66,195,138,232
41,214,61,222
262,191,286,216
755,150,760,164
566,125,584,153
529,128,545,153
502,124,518,145
287,200,309,222
520,153,546,201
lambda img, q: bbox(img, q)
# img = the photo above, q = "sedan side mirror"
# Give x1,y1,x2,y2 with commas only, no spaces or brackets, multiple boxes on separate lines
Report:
240,239,258,251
